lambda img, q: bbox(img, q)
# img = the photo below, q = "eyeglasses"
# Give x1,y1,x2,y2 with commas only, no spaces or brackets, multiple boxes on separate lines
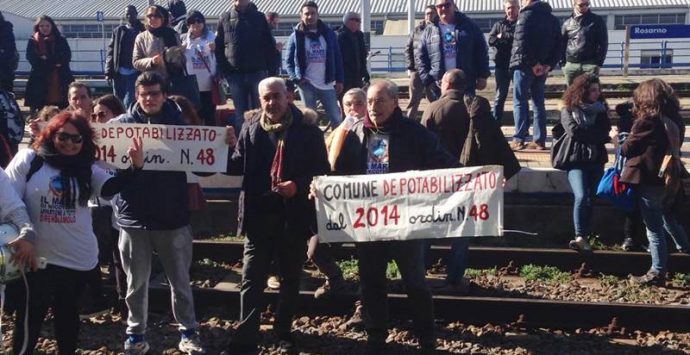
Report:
187,19,203,24
56,132,84,144
139,90,162,98
435,2,453,10
146,13,162,19
91,111,107,120
576,2,590,7
349,18,361,22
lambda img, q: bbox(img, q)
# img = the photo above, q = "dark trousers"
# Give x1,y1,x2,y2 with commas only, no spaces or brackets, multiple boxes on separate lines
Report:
492,64,512,123
311,243,344,281
13,265,89,354
91,205,126,300
234,214,307,344
357,240,434,342
199,91,217,127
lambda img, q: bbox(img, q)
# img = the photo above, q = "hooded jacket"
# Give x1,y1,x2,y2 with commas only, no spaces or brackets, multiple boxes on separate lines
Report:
215,5,274,74
112,99,190,230
415,12,490,94
561,10,608,66
509,1,561,71
226,105,330,237
286,20,344,85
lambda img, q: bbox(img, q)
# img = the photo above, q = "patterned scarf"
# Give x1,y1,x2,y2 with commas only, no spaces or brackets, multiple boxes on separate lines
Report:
260,108,294,187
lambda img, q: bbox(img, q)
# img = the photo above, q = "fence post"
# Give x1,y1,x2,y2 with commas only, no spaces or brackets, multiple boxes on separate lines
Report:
623,26,630,77
388,46,393,72
661,40,668,69
619,42,624,71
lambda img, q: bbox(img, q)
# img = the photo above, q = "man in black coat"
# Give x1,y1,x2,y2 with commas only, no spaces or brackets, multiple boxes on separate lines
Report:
561,0,608,85
332,80,457,354
336,12,370,97
488,0,518,123
105,5,144,109
405,5,437,120
215,0,275,131
225,77,329,354
0,12,18,92
509,0,561,151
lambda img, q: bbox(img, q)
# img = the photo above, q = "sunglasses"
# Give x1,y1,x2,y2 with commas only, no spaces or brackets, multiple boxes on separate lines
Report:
577,2,590,7
91,111,107,120
435,2,453,9
56,132,84,144
146,13,162,19
349,18,362,22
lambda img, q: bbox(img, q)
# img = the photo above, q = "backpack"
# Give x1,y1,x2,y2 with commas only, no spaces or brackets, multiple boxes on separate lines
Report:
0,90,24,145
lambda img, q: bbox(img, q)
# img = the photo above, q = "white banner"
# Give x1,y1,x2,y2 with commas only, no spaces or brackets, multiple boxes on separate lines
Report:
93,123,228,172
315,166,504,243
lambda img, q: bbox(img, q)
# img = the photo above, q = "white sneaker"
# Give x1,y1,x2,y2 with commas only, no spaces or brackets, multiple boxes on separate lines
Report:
568,236,592,253
179,333,206,354
124,337,150,355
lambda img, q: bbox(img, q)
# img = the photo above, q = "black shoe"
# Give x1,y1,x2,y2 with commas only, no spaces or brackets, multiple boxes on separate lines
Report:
629,270,666,287
79,297,110,320
621,238,635,251
364,340,385,355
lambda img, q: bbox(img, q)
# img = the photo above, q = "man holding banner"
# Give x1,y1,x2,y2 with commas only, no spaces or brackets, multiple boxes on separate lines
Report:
324,80,458,354
225,77,330,353
110,71,206,355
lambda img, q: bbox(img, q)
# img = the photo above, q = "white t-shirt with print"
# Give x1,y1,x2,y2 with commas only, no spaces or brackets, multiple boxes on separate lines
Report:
304,34,335,91
5,149,111,271
440,23,457,71
183,32,217,92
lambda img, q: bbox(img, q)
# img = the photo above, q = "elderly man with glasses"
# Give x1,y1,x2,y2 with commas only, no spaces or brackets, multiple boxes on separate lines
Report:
560,0,608,85
415,0,490,100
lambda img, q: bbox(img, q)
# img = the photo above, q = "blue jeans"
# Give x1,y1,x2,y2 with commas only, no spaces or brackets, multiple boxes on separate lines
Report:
567,165,604,236
663,212,690,252
512,69,547,144
227,71,266,132
422,237,470,284
638,185,668,273
297,82,342,127
113,72,138,109
492,65,511,123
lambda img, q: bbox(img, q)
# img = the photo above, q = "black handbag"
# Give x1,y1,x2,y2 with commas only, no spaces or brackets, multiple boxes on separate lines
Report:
551,112,599,170
168,68,202,109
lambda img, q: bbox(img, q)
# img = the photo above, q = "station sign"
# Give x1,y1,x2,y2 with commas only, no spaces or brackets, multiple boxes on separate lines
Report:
629,25,690,39
96,11,104,22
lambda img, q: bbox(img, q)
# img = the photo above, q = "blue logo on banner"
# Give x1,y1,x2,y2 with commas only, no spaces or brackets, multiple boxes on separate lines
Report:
629,25,690,39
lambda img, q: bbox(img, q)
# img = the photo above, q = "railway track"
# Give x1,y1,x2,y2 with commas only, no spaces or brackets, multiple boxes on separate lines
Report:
192,240,690,277
144,283,690,333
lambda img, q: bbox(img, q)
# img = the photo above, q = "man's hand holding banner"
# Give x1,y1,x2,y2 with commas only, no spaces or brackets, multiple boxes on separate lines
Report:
314,166,504,243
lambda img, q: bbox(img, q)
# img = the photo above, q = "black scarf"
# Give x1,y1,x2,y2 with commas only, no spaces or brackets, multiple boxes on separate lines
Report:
148,26,178,48
37,144,94,208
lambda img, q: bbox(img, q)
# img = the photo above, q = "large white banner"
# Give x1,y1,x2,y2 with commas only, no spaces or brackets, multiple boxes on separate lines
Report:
314,166,504,243
93,123,228,172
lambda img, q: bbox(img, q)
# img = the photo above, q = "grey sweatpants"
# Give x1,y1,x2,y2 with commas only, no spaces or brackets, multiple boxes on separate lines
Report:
119,226,198,335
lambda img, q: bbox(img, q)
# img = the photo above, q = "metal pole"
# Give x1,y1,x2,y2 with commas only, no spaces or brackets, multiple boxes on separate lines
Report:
623,25,630,77
361,0,372,72
408,0,415,35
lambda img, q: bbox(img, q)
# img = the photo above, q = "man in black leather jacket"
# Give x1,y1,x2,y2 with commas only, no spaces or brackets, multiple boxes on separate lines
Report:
488,0,518,123
561,0,608,85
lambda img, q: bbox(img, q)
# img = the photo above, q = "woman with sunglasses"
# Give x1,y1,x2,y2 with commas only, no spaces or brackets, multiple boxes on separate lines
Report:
5,111,143,354
93,94,126,123
181,10,217,126
133,5,180,80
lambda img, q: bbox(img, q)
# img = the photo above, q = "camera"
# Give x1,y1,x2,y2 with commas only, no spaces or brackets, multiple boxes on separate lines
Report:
0,224,47,283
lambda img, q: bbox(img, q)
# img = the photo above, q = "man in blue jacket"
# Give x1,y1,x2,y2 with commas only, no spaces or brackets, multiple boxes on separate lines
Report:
286,1,344,128
509,0,561,151
112,71,205,355
415,0,490,100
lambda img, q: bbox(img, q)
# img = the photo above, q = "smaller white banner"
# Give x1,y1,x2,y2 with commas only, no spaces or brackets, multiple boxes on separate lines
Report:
93,123,228,172
314,166,504,243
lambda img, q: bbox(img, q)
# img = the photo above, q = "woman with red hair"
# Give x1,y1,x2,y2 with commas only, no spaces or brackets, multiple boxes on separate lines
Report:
4,111,143,354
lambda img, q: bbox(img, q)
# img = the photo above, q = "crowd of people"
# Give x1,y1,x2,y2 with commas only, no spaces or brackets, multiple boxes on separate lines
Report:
0,0,688,354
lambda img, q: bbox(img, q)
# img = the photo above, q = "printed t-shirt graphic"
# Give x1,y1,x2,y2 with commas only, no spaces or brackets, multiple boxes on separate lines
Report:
304,35,334,90
440,23,457,71
367,132,390,174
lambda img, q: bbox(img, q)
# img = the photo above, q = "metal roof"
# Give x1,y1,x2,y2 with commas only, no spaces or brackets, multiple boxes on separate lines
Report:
1,0,689,20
